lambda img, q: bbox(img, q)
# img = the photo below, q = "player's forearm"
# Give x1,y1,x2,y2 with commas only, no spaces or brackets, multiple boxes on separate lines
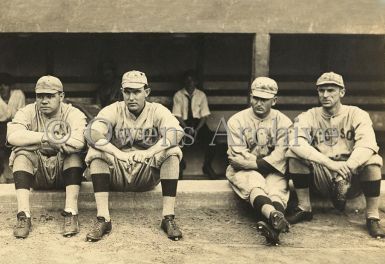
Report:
64,137,86,151
164,128,184,146
145,137,181,156
7,130,45,146
195,117,207,131
347,147,374,169
176,116,187,128
290,138,331,166
92,139,122,157
257,159,280,175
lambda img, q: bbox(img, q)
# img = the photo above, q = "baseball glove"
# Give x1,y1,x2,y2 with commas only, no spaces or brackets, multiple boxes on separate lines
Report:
311,162,351,211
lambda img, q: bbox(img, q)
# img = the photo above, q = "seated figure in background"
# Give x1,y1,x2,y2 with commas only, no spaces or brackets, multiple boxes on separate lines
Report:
172,70,219,179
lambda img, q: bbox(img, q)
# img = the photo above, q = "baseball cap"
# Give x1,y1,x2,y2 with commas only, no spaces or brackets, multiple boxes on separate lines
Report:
35,75,63,94
316,72,344,88
250,77,278,99
121,70,148,89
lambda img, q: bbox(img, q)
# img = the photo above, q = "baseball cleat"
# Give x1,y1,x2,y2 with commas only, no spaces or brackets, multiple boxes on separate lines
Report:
86,216,112,242
286,206,313,224
269,210,290,233
14,211,32,239
256,221,280,246
161,215,182,241
62,211,79,237
366,218,385,239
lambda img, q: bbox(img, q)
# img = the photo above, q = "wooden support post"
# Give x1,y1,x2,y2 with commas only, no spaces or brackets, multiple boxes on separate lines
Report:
251,33,270,80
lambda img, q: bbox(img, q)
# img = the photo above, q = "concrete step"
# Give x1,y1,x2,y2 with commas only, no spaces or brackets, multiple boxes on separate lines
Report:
1,180,385,212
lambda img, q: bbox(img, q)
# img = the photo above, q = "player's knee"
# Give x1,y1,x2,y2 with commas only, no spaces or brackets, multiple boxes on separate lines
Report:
63,153,83,170
249,187,268,204
288,158,311,174
360,164,382,182
164,146,182,160
89,158,110,174
160,155,179,180
163,155,179,166
12,154,34,174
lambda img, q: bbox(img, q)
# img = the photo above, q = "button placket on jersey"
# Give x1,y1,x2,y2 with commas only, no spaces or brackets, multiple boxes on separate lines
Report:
329,116,336,157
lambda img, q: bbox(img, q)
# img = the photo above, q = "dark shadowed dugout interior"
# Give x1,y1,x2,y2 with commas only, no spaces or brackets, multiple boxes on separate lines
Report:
0,33,384,177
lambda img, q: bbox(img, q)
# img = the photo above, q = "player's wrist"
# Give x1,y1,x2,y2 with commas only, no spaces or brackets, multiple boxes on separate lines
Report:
323,158,336,170
40,133,48,144
346,159,360,170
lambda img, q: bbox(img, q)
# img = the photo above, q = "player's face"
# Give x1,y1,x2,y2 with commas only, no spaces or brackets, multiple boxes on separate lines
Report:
317,85,345,109
122,86,150,115
250,95,276,119
184,76,196,94
36,92,64,117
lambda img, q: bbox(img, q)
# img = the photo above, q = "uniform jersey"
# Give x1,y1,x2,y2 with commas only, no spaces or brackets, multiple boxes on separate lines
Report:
7,102,87,154
292,105,379,159
93,101,182,150
172,88,210,120
86,101,183,191
7,102,87,189
0,89,25,121
227,107,292,175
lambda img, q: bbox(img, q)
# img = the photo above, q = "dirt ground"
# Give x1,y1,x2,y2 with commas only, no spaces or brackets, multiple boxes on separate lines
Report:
0,207,385,264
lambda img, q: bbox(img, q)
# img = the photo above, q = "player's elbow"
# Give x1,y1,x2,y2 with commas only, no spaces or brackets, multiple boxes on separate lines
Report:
84,129,107,146
7,132,23,146
69,141,86,152
289,144,303,157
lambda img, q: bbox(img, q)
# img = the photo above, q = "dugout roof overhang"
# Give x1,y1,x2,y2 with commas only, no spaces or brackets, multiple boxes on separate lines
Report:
0,0,385,34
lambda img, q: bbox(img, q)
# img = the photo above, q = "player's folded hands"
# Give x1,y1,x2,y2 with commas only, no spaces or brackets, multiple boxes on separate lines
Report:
327,160,353,180
131,150,153,163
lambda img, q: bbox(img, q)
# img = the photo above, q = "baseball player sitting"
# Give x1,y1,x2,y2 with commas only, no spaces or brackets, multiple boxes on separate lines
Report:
84,70,184,242
226,77,292,245
286,72,385,238
7,75,87,239
0,72,26,183
172,70,219,179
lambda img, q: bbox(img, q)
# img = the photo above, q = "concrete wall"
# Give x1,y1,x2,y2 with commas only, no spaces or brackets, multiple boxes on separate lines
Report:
0,0,385,34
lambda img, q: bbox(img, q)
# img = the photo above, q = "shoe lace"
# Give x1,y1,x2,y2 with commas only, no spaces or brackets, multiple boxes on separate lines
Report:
16,217,27,228
271,213,279,224
64,215,73,227
93,220,103,232
369,219,381,228
168,218,178,230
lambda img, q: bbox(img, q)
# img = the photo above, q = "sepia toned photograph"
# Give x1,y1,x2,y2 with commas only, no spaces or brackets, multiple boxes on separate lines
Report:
0,0,385,263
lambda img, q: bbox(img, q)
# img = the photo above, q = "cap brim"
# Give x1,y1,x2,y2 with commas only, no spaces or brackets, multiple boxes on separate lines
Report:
35,88,60,94
121,82,146,89
251,91,275,99
316,81,344,88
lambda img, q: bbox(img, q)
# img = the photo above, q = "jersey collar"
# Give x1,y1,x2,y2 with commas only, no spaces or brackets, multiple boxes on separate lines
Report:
181,88,197,97
321,104,345,118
